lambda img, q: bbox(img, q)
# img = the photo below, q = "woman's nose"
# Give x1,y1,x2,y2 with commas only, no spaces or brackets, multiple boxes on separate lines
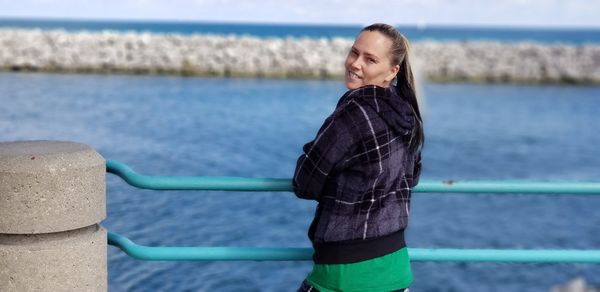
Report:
350,57,362,69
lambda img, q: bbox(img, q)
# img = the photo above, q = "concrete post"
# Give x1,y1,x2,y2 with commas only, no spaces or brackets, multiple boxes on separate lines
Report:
0,140,107,292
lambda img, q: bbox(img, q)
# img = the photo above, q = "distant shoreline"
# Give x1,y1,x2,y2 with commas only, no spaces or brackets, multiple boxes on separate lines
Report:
1,28,599,85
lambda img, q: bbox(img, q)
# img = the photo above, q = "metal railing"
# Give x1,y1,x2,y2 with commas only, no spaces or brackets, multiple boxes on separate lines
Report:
106,159,600,263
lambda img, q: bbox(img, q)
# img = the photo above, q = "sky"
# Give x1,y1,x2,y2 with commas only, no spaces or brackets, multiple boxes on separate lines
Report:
1,0,599,28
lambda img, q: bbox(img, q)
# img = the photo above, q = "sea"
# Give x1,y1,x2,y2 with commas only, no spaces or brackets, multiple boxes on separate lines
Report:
1,18,600,44
1,19,600,292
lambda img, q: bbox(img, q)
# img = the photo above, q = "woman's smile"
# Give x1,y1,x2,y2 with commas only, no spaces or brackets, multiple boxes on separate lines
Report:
347,70,362,80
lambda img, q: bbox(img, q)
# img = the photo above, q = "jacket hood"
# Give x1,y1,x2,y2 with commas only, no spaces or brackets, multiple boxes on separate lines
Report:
343,85,416,137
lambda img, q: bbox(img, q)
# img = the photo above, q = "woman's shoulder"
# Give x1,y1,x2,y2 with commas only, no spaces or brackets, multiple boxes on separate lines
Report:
346,85,390,100
335,85,390,108
335,85,416,136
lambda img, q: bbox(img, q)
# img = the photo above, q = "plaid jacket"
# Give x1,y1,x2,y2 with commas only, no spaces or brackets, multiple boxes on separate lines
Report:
293,85,422,264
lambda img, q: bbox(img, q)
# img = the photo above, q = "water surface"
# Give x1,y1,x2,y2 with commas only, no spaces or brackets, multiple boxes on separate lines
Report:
1,72,599,291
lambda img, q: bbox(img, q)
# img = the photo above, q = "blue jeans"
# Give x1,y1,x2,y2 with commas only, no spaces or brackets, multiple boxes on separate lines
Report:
297,279,409,292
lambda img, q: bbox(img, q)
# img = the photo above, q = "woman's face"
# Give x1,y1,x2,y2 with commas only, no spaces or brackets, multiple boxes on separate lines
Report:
344,31,400,90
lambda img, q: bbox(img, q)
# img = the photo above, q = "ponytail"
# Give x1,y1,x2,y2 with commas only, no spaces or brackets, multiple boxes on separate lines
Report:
395,40,424,154
362,24,424,154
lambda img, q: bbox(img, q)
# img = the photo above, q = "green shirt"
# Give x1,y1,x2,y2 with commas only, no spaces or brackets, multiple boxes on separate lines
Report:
306,247,413,292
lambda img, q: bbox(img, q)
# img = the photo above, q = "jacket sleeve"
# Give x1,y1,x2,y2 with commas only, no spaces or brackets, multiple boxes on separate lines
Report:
292,109,355,200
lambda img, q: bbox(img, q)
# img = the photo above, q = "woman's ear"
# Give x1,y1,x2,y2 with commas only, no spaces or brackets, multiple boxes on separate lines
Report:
385,64,400,82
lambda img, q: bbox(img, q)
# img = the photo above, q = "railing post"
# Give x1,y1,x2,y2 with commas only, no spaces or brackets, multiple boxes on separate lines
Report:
0,140,107,292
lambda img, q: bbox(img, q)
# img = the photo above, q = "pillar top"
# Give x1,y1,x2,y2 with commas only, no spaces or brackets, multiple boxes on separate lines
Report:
0,140,104,173
0,140,106,234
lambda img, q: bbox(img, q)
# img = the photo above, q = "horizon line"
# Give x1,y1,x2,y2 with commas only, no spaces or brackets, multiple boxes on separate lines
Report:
1,16,600,31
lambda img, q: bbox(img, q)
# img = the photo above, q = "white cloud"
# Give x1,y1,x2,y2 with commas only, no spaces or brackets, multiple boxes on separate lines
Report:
0,0,598,28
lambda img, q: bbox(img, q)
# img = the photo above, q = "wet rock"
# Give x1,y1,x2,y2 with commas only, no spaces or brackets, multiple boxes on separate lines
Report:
552,277,600,292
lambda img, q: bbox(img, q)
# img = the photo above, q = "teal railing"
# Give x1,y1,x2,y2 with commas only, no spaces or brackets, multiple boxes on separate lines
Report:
106,159,600,263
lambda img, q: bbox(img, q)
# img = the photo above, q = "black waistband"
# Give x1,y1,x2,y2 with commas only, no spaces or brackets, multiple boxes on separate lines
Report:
312,229,406,264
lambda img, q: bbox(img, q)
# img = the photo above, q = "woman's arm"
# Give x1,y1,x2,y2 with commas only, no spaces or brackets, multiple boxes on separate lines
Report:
292,111,355,201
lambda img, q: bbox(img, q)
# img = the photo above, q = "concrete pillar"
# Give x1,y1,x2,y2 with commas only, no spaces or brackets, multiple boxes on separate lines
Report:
0,140,107,292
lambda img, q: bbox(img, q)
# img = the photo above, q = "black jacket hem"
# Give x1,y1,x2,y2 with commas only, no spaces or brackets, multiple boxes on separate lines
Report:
312,229,406,264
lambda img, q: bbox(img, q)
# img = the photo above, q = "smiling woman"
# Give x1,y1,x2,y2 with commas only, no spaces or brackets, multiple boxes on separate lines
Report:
293,23,424,292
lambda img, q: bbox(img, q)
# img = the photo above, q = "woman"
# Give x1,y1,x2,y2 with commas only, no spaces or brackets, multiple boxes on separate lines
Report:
293,23,424,292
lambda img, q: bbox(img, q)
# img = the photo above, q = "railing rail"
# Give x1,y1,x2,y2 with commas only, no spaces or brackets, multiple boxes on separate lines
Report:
107,159,600,194
106,159,600,263
107,232,600,263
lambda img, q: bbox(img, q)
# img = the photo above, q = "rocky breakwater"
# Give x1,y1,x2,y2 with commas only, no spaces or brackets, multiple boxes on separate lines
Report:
1,28,599,84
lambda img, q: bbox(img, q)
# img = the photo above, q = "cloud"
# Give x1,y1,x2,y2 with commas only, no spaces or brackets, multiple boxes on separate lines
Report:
0,0,598,27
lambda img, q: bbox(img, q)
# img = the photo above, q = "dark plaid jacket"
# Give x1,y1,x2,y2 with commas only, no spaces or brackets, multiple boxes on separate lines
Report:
293,85,422,264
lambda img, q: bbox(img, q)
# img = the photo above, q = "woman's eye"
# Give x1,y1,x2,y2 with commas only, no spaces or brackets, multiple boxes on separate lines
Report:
367,58,376,63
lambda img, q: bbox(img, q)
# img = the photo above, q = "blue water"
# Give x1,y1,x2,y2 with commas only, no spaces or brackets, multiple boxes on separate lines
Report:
1,72,600,291
1,18,600,44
